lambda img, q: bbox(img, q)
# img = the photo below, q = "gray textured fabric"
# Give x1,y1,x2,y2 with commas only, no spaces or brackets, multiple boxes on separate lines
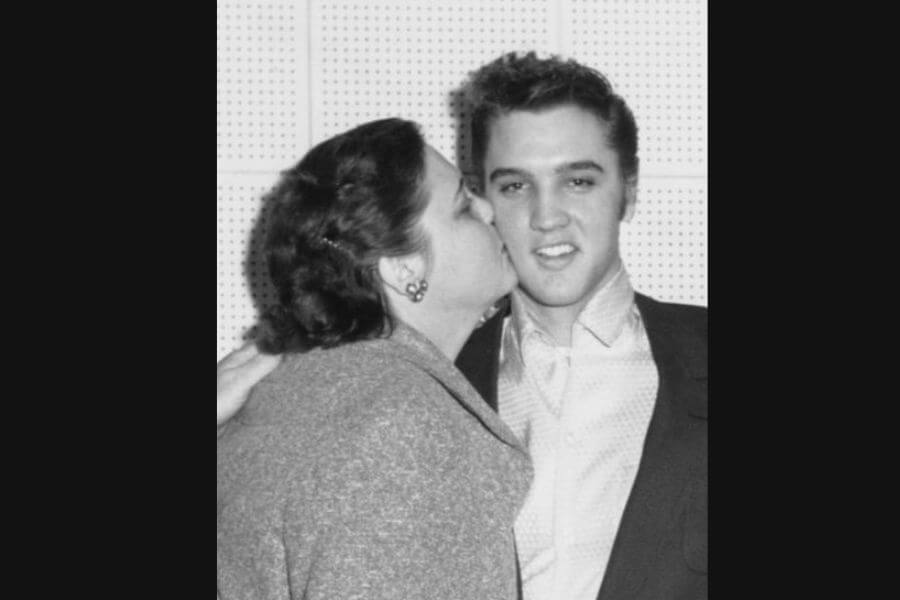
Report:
218,323,533,600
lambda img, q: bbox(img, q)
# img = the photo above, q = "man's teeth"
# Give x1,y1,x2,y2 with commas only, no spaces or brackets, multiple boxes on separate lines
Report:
536,243,576,257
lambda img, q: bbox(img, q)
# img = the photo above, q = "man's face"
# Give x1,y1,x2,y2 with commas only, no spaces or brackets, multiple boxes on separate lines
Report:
482,104,636,313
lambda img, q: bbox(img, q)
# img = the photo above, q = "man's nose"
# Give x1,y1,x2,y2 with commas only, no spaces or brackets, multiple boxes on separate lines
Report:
530,191,569,231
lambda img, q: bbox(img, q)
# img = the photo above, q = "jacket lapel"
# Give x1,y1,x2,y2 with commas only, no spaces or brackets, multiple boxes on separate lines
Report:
455,298,510,412
596,294,708,599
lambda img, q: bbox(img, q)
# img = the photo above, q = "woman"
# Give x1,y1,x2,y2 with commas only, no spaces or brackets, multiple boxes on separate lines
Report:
217,118,531,600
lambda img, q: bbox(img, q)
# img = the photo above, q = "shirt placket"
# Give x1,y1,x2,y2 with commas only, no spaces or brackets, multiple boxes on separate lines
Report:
556,335,589,599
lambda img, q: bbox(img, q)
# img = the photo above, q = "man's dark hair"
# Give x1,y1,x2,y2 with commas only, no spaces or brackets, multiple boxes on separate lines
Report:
258,118,428,353
467,51,639,183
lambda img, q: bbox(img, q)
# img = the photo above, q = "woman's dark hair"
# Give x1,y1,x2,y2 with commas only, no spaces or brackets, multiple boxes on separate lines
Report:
257,118,428,353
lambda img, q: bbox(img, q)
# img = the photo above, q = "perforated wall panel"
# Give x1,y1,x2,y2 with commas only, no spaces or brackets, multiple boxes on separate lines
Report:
565,0,707,176
621,178,707,306
217,0,708,359
311,0,559,166
217,172,281,359
217,0,310,172
217,1,312,359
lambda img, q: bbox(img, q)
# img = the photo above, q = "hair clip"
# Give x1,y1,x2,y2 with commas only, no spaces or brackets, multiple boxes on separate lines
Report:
321,236,352,258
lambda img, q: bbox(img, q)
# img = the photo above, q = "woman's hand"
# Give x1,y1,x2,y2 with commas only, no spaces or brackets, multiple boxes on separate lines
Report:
217,342,281,433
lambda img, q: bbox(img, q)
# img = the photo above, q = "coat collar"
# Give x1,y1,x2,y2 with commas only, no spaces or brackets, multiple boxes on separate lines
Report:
456,293,709,413
379,320,527,453
634,293,707,418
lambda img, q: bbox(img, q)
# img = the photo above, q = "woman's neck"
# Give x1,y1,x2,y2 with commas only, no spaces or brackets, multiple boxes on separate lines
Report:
406,311,480,361
392,300,488,362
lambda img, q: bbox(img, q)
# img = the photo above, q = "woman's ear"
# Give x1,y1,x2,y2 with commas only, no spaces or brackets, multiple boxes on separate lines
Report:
377,253,427,297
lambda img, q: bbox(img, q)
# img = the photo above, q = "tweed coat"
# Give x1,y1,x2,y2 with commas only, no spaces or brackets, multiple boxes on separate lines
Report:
217,323,533,600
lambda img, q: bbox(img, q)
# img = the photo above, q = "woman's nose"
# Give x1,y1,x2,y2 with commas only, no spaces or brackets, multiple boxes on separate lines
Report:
472,193,495,225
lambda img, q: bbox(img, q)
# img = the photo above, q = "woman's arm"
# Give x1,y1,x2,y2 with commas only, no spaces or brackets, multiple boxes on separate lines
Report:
217,342,281,436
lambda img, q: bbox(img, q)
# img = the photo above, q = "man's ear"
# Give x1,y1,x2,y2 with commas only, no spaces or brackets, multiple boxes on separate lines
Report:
377,253,427,297
621,176,638,223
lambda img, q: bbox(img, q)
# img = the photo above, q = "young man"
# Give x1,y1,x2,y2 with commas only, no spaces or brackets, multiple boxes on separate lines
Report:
218,52,707,599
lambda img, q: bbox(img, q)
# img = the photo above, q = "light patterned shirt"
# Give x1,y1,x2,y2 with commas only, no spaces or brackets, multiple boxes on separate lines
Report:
498,264,659,600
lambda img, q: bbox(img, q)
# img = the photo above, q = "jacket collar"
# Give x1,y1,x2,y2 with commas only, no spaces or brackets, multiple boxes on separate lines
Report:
456,293,707,417
455,297,510,412
635,293,707,418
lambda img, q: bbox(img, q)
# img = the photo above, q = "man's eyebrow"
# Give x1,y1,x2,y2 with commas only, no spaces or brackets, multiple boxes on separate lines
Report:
555,160,605,174
488,162,604,183
488,168,529,183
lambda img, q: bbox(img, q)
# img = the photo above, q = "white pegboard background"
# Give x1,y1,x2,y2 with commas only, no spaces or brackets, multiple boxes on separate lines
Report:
217,0,708,359
564,0,708,176
621,178,707,305
217,1,310,171
217,172,281,357
311,0,558,165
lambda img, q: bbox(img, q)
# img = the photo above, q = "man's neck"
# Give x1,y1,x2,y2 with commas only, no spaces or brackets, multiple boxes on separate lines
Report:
513,292,586,347
513,262,626,347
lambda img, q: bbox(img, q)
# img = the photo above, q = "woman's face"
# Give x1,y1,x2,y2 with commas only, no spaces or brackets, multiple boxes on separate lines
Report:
417,146,517,314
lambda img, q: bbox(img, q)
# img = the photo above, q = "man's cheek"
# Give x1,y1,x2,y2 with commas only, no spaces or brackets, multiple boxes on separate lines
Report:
492,204,521,226
495,216,521,243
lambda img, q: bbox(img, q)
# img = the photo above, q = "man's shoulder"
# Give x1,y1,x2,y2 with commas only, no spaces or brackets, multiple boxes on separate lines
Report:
635,292,707,335
635,292,707,382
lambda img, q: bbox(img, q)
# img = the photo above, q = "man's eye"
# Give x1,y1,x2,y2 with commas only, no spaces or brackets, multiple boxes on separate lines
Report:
499,181,526,194
569,177,595,189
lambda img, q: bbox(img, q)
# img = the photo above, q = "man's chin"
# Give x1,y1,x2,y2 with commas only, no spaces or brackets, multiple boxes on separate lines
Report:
515,283,593,310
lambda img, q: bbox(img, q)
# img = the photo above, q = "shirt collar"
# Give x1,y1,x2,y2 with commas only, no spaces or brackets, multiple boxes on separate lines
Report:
576,262,635,346
507,260,635,354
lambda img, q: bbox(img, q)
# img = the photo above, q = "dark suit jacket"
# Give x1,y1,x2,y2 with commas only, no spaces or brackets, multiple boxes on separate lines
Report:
455,292,708,600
